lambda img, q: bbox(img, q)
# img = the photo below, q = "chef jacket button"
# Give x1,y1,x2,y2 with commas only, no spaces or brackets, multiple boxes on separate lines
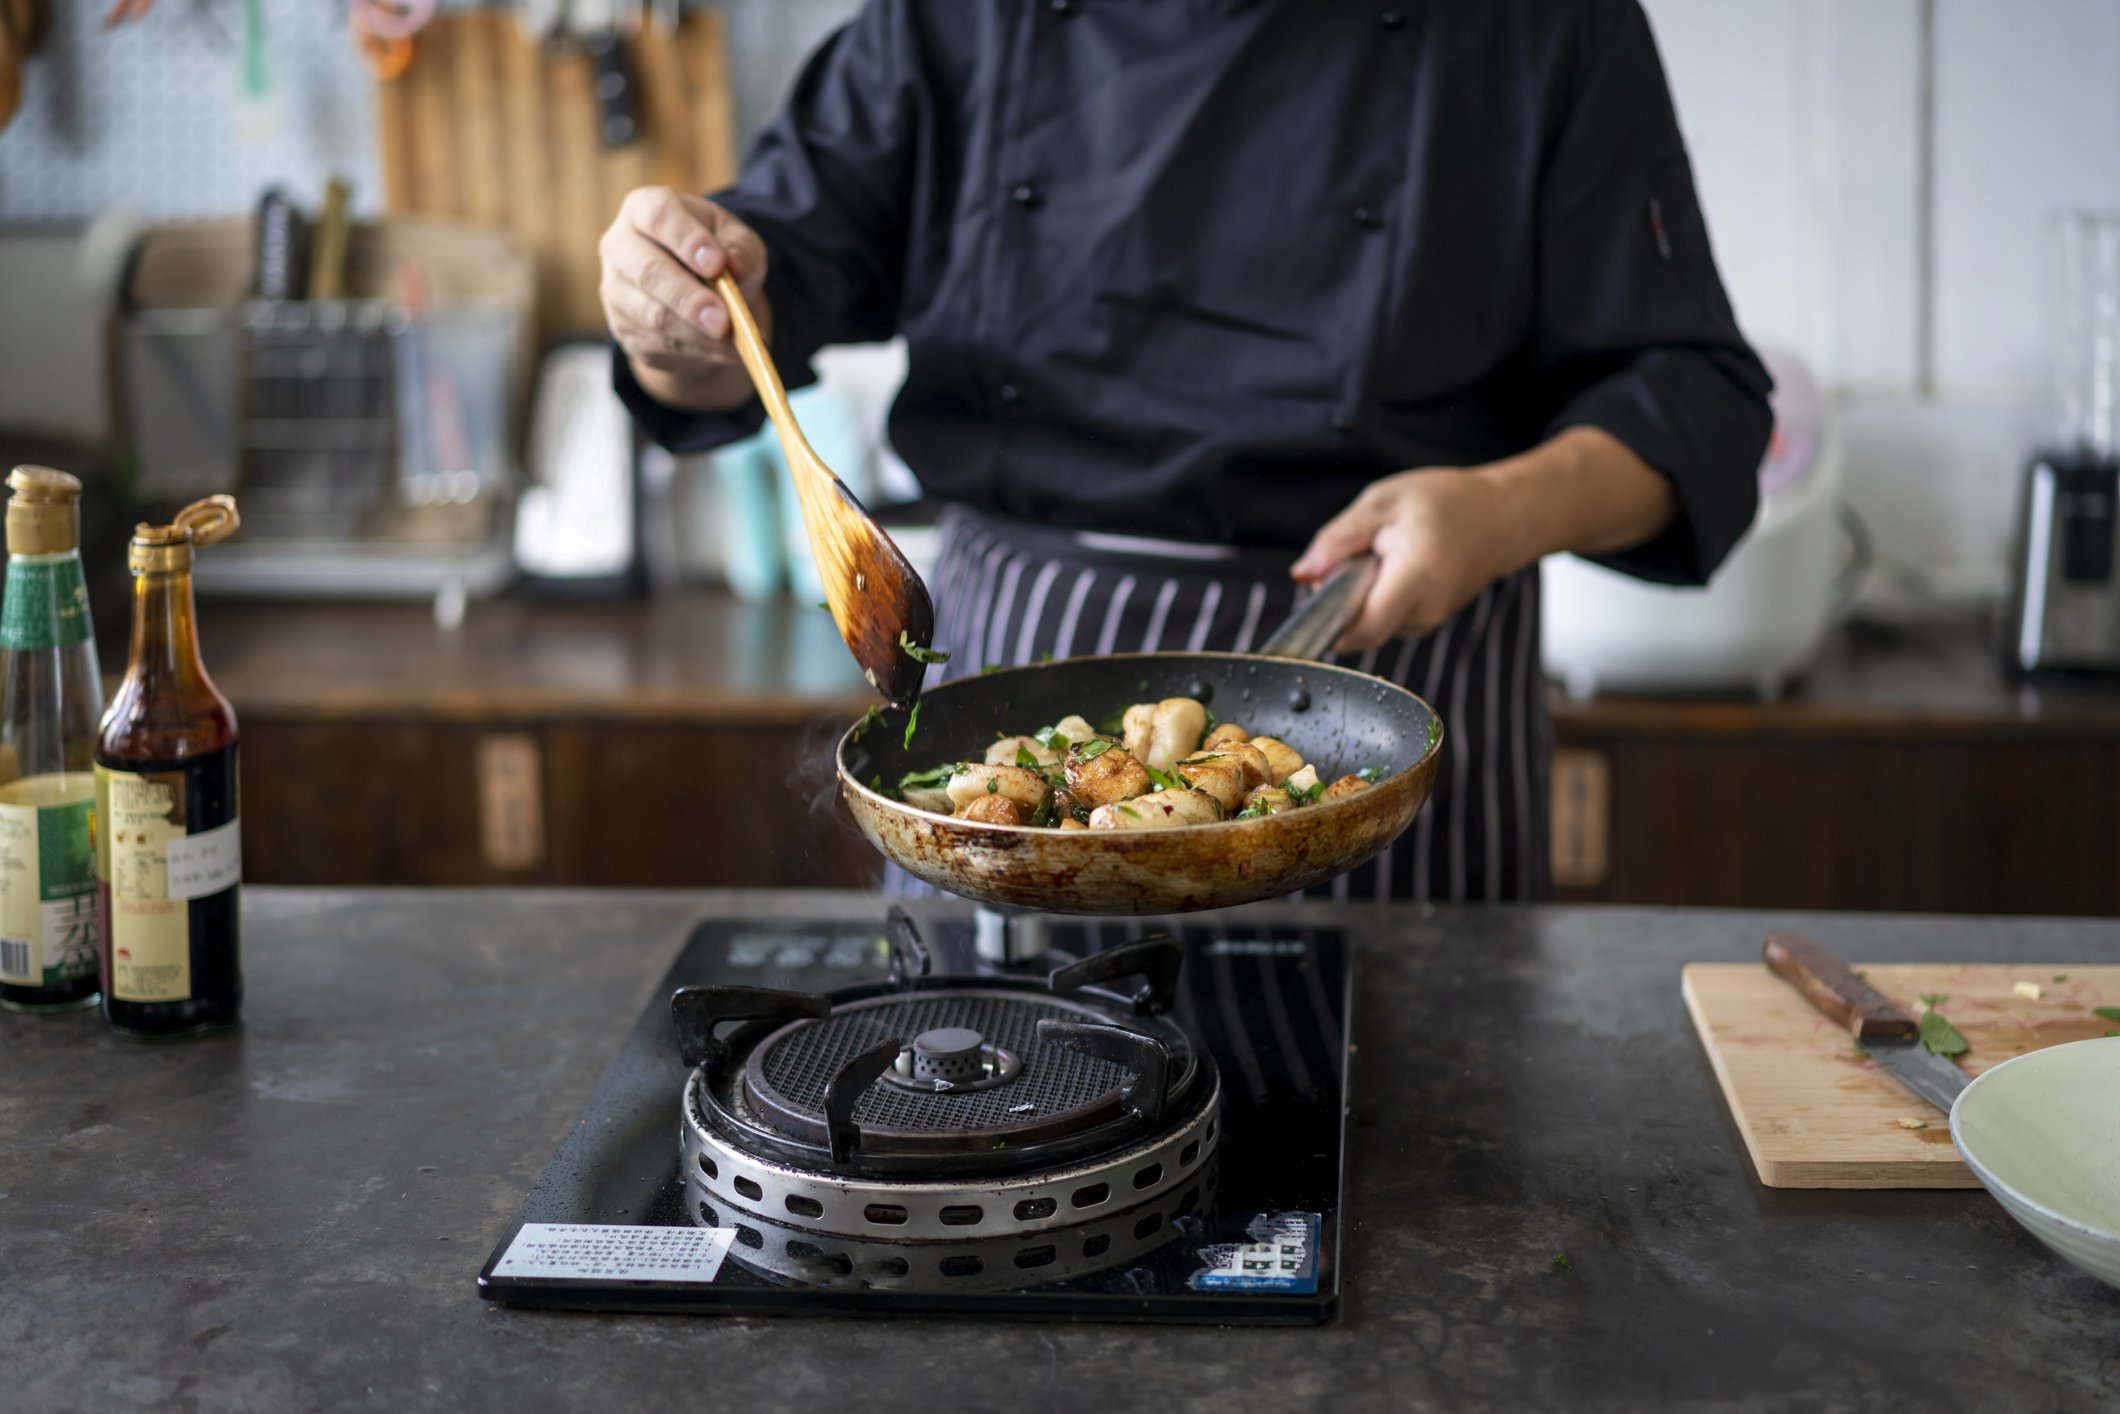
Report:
1379,10,1404,29
1353,206,1382,229
1012,183,1044,209
998,383,1022,405
1329,411,1355,434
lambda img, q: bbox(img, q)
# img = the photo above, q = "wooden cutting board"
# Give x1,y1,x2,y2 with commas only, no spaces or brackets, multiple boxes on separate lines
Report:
374,10,737,345
1683,962,2120,1189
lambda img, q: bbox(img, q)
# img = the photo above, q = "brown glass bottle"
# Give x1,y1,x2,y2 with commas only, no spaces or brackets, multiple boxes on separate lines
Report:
96,497,243,1038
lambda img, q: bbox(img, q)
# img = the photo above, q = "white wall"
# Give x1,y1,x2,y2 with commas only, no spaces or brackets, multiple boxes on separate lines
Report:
1643,0,2120,600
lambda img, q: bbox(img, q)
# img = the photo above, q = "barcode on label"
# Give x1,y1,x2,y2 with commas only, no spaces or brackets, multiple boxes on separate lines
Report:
0,937,32,981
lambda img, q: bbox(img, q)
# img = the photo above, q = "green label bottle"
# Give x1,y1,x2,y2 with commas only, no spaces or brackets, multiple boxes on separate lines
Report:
0,465,107,1013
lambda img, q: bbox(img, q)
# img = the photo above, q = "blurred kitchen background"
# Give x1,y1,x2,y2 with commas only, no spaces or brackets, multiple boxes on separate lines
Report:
1,0,2117,914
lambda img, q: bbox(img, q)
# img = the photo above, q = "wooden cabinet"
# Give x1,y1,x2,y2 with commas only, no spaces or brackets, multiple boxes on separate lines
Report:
1548,616,2120,916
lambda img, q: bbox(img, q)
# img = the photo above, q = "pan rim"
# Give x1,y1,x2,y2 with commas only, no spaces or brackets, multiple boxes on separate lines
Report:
836,650,1446,840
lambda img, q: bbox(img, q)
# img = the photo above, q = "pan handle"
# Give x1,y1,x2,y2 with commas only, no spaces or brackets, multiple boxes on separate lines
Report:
1256,553,1378,661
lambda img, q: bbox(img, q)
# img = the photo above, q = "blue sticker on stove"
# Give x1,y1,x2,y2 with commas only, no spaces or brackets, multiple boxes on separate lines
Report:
1189,1212,1320,1294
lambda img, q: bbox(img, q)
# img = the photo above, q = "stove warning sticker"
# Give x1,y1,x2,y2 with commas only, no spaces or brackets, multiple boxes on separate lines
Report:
1188,1213,1321,1295
492,1224,734,1284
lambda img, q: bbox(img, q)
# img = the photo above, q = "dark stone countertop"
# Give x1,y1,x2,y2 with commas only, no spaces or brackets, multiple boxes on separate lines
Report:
2,889,2115,1413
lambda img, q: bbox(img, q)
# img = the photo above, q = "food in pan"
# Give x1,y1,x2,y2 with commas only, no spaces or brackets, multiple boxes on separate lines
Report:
890,696,1388,830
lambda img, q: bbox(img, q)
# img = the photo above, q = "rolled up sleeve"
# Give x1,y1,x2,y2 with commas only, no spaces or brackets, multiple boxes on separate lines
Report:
1534,1,1774,585
613,0,920,451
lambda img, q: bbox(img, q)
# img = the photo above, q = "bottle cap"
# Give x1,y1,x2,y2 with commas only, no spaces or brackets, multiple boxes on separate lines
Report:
6,464,84,556
129,495,241,576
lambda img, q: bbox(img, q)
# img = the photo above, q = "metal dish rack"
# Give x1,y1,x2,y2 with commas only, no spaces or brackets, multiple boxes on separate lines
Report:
118,218,533,602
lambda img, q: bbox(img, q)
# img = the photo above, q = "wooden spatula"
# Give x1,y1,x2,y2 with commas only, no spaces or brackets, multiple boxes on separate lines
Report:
713,273,935,708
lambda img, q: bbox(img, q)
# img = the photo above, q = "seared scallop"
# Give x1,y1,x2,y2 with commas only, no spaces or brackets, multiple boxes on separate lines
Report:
1088,788,1223,830
1250,736,1304,783
1322,774,1373,801
947,764,1049,811
1064,742,1151,806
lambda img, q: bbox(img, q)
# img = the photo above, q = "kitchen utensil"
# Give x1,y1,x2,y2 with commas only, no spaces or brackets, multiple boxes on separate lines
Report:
1950,1037,2120,1292
834,560,1442,915
1763,932,1970,1114
1684,960,2120,1188
714,272,933,707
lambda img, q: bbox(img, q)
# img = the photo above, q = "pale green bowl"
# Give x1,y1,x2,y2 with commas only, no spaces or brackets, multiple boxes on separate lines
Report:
1950,1037,2120,1291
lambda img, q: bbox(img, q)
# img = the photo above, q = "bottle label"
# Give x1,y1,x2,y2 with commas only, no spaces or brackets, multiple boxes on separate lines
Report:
0,786,100,987
96,759,241,1004
0,552,92,651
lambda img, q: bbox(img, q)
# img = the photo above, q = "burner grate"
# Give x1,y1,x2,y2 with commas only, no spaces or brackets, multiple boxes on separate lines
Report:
757,993,1133,1133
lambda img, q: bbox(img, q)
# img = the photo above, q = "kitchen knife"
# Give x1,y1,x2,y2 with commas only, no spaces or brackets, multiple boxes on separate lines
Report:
1762,932,1969,1114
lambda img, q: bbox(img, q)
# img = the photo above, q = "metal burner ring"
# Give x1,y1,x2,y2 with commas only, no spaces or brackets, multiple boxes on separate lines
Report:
683,1066,1221,1243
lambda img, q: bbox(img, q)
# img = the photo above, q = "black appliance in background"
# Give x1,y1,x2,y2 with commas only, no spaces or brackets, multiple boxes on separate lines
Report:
2009,211,2120,675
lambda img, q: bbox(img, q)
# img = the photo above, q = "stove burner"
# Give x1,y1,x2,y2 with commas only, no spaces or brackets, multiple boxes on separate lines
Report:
882,1026,1022,1093
671,911,1222,1246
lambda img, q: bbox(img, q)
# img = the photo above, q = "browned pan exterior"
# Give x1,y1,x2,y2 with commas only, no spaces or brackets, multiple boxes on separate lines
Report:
837,652,1443,915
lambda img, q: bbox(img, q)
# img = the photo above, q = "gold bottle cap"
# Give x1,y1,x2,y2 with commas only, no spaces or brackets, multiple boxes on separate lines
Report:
129,495,241,575
6,464,84,556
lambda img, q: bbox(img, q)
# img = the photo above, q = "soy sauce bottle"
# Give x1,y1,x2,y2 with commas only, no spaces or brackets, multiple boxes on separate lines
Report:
95,496,243,1037
0,467,106,1013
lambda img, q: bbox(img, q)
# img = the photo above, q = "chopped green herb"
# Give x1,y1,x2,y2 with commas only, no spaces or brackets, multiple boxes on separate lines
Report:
1040,651,1054,662
1075,738,1115,762
1015,745,1042,769
1284,778,1327,805
1143,764,1186,793
1176,754,1222,767
1115,804,1140,820
1198,709,1217,748
1357,765,1387,783
1918,993,1949,1008
1033,725,1072,753
1236,797,1274,820
2107,1030,2119,1038
2054,973,2069,983
852,704,886,742
898,630,951,664
2094,1007,2120,1023
981,663,1005,676
1919,1009,1969,1057
903,698,922,751
870,774,884,791
1071,804,1092,824
1427,717,1441,749
815,600,830,612
1028,787,1057,829
1552,1253,1573,1272
1097,707,1129,737
898,763,959,791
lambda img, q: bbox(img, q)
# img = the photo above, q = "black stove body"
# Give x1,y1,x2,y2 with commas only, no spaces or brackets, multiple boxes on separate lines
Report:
478,907,1352,1323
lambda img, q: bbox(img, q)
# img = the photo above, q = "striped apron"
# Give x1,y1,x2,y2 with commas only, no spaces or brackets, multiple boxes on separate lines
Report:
894,505,1552,903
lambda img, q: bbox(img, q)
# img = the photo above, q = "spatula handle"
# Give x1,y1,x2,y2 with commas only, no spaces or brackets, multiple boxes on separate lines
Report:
1762,932,1920,1041
713,272,811,467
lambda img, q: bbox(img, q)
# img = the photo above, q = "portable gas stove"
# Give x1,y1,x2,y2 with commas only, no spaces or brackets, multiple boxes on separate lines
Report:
479,904,1353,1323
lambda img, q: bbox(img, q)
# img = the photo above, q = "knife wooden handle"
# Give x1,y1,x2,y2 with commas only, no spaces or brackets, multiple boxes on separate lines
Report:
1762,933,1920,1041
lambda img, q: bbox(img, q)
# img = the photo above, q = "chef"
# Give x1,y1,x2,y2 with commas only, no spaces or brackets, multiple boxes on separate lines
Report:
601,0,1771,902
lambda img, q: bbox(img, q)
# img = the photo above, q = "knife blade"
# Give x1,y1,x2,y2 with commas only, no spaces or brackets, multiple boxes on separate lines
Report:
1762,932,1969,1114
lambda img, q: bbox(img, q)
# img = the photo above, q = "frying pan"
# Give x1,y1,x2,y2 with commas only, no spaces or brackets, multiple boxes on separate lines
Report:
838,557,1444,914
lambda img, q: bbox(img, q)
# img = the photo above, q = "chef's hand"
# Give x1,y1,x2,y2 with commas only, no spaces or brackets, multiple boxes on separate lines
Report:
1291,427,1680,652
599,186,770,413
1291,468,1516,652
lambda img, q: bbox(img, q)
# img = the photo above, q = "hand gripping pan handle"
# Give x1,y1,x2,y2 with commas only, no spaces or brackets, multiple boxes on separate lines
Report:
1256,553,1377,661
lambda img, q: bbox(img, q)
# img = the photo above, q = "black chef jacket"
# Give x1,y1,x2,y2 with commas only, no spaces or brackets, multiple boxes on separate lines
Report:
616,0,1773,586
